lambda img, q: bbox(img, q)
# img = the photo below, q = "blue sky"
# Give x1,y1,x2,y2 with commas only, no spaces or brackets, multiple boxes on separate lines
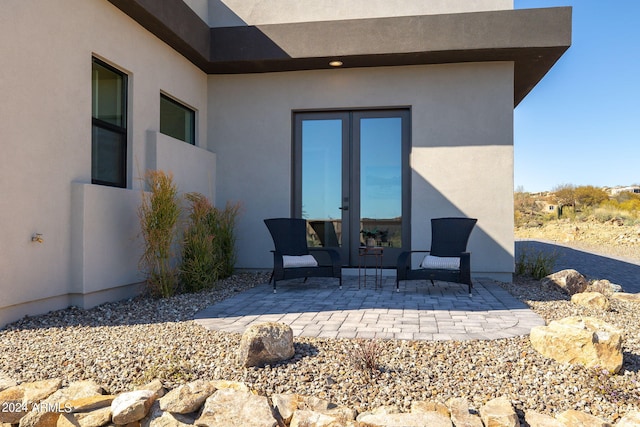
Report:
514,0,640,193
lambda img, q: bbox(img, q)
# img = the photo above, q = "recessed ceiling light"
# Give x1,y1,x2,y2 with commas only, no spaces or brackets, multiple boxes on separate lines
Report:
329,60,343,67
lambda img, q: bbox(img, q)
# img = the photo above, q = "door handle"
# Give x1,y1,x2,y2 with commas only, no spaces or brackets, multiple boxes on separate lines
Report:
339,206,349,211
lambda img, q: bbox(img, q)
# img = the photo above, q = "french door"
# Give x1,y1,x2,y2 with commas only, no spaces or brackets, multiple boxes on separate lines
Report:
293,109,410,267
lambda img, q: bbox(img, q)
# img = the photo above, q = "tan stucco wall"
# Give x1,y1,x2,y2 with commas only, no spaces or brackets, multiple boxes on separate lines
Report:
206,0,513,27
208,62,515,280
0,0,211,326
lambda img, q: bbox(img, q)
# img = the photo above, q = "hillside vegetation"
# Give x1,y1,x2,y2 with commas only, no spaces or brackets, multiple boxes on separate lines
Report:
514,185,640,261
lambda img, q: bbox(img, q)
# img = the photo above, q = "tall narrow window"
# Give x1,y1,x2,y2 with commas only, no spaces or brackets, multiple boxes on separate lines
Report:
92,57,127,187
160,94,195,145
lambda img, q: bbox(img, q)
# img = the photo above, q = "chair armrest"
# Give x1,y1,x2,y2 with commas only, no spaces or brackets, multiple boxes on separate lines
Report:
308,247,341,266
397,250,431,282
397,250,431,267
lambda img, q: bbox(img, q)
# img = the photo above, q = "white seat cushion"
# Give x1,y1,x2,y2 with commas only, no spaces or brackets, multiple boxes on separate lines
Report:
283,254,319,268
420,255,460,270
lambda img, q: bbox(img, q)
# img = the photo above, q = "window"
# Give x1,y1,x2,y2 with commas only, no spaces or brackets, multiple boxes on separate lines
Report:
160,94,195,145
92,57,127,187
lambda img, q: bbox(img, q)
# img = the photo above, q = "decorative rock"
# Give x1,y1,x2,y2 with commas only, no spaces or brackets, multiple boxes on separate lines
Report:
530,316,623,373
588,279,623,295
135,379,165,400
479,396,520,427
238,322,295,367
57,413,83,427
159,380,216,414
524,411,565,427
65,395,115,413
542,269,588,295
616,410,640,426
18,410,62,427
209,380,249,392
0,372,16,392
571,292,611,311
411,400,449,418
195,388,277,427
447,397,483,427
143,401,194,427
0,379,62,424
610,293,640,303
111,390,156,425
556,409,611,426
272,394,299,424
73,406,112,427
289,410,341,427
44,380,104,405
356,411,453,427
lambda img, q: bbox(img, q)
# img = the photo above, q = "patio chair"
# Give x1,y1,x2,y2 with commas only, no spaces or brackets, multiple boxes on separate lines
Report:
396,217,477,295
264,218,342,293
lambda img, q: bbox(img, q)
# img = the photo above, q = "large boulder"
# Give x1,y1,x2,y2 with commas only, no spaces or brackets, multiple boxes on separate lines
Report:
542,269,588,295
571,292,611,311
238,322,295,367
530,317,623,373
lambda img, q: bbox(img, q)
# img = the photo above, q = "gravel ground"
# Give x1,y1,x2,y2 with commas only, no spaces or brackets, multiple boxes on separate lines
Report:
1,272,639,424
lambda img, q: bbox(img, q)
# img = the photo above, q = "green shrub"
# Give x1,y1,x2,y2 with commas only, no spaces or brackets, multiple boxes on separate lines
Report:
180,195,240,290
138,170,182,298
211,201,241,279
515,246,558,279
180,193,219,292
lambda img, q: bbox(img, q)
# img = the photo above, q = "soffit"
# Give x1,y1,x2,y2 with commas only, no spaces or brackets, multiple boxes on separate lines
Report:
107,1,571,106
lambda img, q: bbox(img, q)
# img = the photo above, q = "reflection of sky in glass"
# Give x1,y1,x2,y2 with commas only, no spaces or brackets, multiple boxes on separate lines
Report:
301,117,402,221
302,120,342,219
361,118,402,219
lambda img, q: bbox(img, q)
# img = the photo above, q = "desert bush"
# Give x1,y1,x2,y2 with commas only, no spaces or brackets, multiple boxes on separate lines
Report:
138,170,182,298
350,339,382,379
211,201,241,279
515,246,558,279
574,185,609,208
181,193,219,292
180,194,240,290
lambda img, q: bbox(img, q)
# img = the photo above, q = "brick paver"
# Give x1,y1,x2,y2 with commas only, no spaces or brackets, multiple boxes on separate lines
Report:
194,275,545,341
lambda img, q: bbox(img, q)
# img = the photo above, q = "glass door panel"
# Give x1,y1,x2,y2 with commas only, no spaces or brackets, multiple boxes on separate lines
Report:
301,119,343,248
359,117,403,247
294,110,409,267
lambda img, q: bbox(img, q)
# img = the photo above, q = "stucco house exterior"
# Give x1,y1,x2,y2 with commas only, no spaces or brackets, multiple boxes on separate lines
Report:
0,0,571,327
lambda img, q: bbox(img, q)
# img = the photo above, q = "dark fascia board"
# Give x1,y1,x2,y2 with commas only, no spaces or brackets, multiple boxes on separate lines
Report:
108,1,571,106
107,0,211,70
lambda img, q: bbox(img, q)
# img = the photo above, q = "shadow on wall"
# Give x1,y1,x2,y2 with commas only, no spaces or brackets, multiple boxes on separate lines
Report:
515,240,640,294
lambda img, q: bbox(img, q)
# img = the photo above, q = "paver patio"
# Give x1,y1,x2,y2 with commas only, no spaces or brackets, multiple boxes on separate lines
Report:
195,275,544,341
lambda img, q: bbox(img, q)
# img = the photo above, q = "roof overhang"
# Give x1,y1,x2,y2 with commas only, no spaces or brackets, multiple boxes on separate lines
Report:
107,0,571,106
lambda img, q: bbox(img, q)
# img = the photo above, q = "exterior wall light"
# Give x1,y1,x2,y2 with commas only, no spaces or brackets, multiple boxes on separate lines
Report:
329,60,343,67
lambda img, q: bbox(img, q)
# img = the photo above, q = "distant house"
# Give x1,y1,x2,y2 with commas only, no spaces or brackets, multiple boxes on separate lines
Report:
0,0,571,327
610,186,640,196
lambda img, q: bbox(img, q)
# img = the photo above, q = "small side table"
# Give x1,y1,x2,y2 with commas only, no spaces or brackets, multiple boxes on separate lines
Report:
358,246,383,289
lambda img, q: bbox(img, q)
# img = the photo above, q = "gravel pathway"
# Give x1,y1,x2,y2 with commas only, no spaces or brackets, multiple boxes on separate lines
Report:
1,272,639,424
